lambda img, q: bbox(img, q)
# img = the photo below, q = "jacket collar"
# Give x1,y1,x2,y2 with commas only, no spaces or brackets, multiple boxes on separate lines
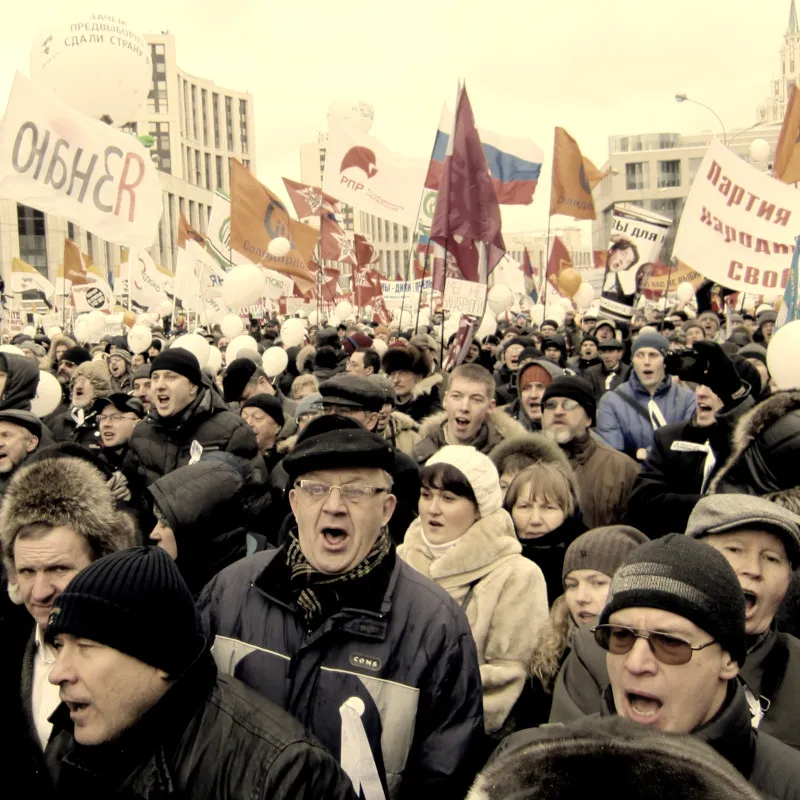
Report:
561,432,596,466
627,370,673,399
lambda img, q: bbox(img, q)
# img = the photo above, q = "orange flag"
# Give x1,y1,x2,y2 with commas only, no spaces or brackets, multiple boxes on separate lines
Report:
550,127,597,220
773,78,800,183
63,239,92,284
546,236,573,292
230,159,318,295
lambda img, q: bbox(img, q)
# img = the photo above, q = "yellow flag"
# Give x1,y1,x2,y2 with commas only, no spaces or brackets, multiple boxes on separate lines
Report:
773,78,800,183
550,127,597,220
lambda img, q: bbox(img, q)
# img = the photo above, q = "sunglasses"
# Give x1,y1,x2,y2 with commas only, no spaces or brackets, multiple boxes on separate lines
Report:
592,624,717,666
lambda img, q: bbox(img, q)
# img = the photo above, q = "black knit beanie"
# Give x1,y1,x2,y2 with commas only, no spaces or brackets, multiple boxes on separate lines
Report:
542,375,597,424
599,534,747,666
46,547,201,676
151,348,202,386
61,346,92,365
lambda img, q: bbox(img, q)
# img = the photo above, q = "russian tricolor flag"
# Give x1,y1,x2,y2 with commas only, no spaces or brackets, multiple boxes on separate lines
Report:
425,106,543,205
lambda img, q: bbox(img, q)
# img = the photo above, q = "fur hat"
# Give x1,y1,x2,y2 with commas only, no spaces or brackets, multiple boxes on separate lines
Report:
61,346,92,365
382,344,430,377
489,433,572,479
426,445,502,518
0,457,138,597
71,360,112,398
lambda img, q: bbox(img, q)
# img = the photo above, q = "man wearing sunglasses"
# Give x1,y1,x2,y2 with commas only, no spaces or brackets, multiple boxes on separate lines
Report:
198,414,484,800
540,376,639,529
594,535,800,794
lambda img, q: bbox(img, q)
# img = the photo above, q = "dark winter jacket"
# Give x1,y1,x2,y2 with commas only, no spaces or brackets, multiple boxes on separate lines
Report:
124,383,258,489
559,433,640,529
0,353,39,411
45,651,357,799
48,407,103,450
566,355,601,377
601,682,800,799
626,396,755,539
414,408,528,464
198,546,485,800
584,361,631,400
110,372,133,394
396,373,444,423
596,372,696,458
502,397,538,432
148,454,264,595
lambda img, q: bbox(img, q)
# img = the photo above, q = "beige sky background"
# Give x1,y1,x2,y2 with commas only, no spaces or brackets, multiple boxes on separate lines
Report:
0,0,790,242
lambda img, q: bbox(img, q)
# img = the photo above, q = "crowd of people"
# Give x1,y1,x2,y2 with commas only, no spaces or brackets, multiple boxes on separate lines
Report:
2,293,800,799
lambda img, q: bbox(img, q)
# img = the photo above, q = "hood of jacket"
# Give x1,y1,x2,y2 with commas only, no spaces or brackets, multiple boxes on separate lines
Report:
389,409,419,434
417,406,528,447
625,368,675,400
409,371,443,401
399,508,520,585
0,353,40,411
295,343,316,374
488,431,572,476
708,390,800,501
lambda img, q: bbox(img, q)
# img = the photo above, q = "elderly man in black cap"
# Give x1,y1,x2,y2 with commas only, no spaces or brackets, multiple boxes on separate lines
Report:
241,394,284,472
94,393,145,473
199,415,484,800
131,364,152,413
223,356,297,417
43,547,357,798
584,338,630,400
125,348,257,490
0,409,43,495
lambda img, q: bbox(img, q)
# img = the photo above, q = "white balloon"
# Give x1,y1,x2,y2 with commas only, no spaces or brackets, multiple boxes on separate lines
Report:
558,297,574,311
308,310,320,326
335,301,354,320
573,282,596,310
87,310,107,335
327,315,341,328
222,265,267,310
220,314,244,339
545,304,566,324
416,308,431,327
756,303,774,317
676,282,695,303
225,335,258,363
280,318,306,348
206,345,222,374
158,300,173,317
476,310,497,341
262,347,289,377
371,338,388,356
47,326,63,337
529,305,545,326
73,315,91,342
31,370,62,417
22,325,36,337
0,344,26,356
767,320,800,389
267,237,292,258
487,285,514,315
127,324,152,354
364,305,373,317
30,14,151,124
172,333,210,368
749,138,771,164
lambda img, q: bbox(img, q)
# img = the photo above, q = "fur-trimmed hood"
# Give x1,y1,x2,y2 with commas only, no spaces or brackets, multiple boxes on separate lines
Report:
277,432,299,454
417,406,527,444
295,344,316,375
488,432,571,476
390,410,419,434
1,456,138,593
410,371,443,401
709,389,800,500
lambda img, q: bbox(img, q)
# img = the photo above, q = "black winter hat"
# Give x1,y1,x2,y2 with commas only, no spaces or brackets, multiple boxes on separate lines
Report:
542,375,597,424
382,344,430,377
222,357,259,402
599,533,747,666
46,546,202,676
0,409,42,438
61,346,92,365
283,414,394,483
94,393,145,419
241,393,284,427
151,348,202,386
320,374,384,412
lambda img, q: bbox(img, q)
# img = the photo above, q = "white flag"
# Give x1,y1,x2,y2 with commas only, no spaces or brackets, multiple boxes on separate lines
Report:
128,250,174,311
322,124,427,229
0,72,163,248
72,277,115,313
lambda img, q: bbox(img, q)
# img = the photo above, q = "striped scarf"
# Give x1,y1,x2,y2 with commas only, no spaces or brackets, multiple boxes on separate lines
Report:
286,528,393,631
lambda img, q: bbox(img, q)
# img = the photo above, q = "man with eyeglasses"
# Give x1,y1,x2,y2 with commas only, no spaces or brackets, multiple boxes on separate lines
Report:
540,376,639,529
199,414,484,800
94,394,145,472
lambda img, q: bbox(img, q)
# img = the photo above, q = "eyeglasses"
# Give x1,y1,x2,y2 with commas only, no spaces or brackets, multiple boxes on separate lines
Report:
295,480,386,503
542,398,581,412
97,413,137,423
592,624,717,666
60,360,75,368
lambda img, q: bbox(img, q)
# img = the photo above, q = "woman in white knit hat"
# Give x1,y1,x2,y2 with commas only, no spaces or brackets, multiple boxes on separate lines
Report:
397,444,549,743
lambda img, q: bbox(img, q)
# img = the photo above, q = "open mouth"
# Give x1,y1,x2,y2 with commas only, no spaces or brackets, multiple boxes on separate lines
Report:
65,700,90,715
321,527,348,549
743,590,757,613
626,692,663,721
697,402,713,412
454,416,470,430
156,394,170,407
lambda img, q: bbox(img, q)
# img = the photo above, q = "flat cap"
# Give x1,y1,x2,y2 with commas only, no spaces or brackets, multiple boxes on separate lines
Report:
319,374,384,413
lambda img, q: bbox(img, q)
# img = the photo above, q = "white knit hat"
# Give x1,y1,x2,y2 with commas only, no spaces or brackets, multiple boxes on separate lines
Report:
425,445,502,518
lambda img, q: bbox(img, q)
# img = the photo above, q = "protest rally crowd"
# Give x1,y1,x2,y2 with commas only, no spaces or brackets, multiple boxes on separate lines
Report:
3,287,800,800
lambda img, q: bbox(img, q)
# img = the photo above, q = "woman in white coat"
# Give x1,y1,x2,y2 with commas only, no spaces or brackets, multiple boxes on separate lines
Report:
398,444,549,740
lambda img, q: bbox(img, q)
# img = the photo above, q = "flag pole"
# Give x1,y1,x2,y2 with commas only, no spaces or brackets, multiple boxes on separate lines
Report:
415,242,431,331
542,214,552,311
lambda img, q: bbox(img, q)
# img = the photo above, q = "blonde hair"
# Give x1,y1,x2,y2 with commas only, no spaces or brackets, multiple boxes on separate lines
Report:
529,595,577,692
504,461,577,518
291,373,319,400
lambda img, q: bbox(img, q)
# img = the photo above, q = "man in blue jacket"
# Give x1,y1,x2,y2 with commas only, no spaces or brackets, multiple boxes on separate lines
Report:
198,414,484,800
596,332,694,462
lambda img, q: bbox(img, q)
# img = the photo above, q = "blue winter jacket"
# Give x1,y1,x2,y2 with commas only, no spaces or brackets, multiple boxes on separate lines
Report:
596,371,695,458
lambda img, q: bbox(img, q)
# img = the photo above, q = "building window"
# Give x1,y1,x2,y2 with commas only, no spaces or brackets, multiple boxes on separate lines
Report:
212,93,220,149
216,155,224,189
394,250,401,276
121,122,138,136
191,85,198,141
402,225,409,243
147,44,168,114
225,96,234,150
688,157,704,183
67,221,76,240
194,150,202,186
205,153,212,190
385,220,391,241
86,232,95,262
242,159,250,171
148,121,172,174
625,162,649,191
376,219,382,242
393,223,399,242
657,160,681,188
17,204,47,273
105,242,112,268
189,200,196,227
200,90,208,146
182,80,190,138
239,99,249,154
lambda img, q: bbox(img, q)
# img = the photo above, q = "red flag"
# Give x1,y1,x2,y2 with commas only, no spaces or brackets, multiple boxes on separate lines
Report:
282,178,341,218
354,234,378,268
314,264,341,303
354,267,384,307
320,216,357,265
430,85,505,290
443,314,481,371
546,237,572,293
371,295,392,325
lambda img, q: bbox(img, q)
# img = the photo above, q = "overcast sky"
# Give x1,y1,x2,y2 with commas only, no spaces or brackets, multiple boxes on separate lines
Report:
0,0,791,243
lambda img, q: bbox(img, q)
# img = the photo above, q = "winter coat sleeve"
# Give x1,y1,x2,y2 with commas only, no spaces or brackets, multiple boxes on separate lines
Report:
625,429,700,539
596,393,627,452
399,618,485,800
260,740,358,800
223,419,259,460
479,560,549,736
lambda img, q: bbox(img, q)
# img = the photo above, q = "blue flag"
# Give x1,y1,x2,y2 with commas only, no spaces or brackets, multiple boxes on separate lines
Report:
778,236,800,328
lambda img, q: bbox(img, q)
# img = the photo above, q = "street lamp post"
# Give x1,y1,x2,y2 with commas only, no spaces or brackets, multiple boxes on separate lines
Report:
675,93,728,145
